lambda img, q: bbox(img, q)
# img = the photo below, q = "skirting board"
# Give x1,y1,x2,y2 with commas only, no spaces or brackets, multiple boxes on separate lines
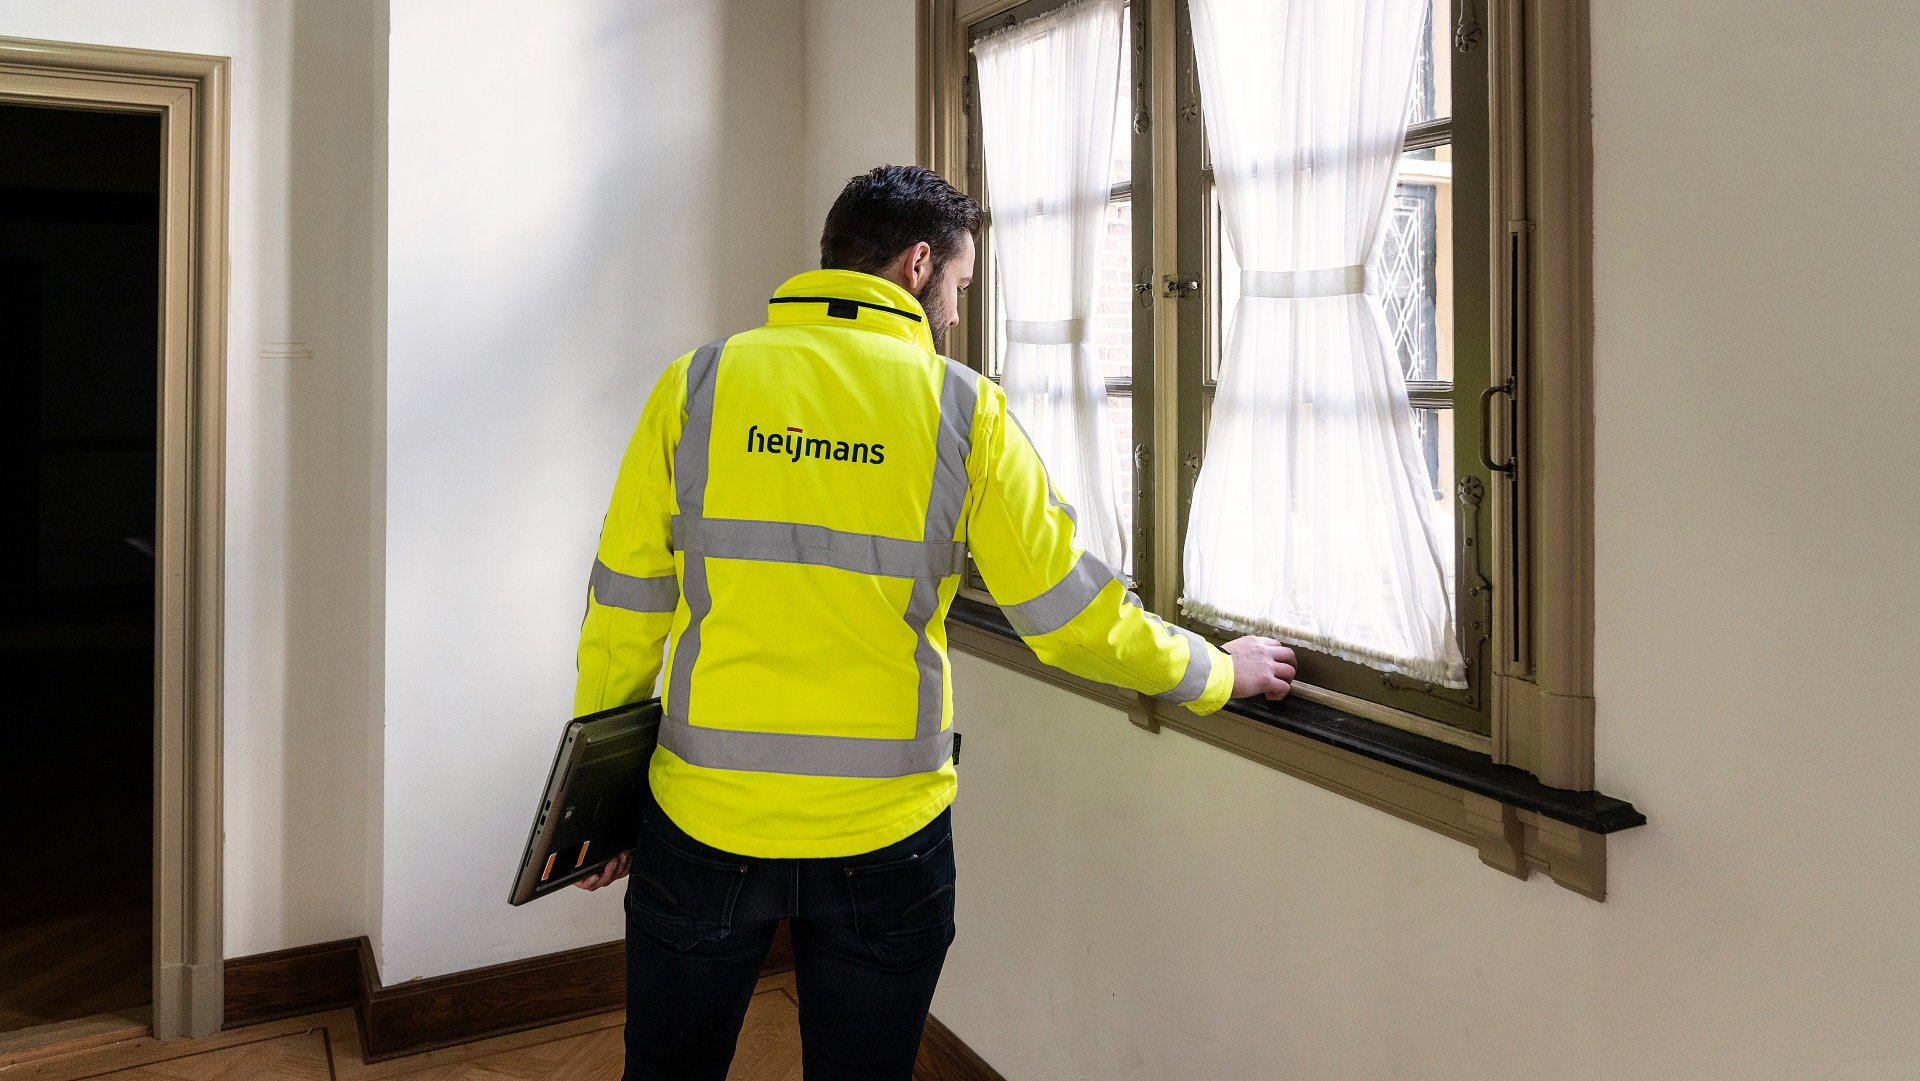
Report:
223,923,793,1061
221,938,363,1029
221,923,1003,1078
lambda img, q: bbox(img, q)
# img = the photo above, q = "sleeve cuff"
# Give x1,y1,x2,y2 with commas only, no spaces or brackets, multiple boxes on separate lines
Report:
1183,642,1236,716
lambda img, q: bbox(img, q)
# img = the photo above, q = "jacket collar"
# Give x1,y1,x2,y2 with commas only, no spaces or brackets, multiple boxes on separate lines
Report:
766,269,935,352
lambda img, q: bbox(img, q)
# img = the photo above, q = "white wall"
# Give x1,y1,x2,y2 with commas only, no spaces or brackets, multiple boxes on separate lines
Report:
806,1,1920,1079
795,0,922,270
379,0,808,983
0,0,386,960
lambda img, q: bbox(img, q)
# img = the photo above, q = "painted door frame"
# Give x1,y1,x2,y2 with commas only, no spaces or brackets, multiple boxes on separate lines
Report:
0,37,229,1040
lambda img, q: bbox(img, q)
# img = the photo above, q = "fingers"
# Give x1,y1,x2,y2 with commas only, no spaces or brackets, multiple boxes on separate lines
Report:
1224,636,1308,701
572,851,633,891
1265,645,1293,701
1264,668,1292,700
1264,640,1294,700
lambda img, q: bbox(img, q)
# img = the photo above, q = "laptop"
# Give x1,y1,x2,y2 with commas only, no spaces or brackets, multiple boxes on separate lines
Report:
508,698,661,906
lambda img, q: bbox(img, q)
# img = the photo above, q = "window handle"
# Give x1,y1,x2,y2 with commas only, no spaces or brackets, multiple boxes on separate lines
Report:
1480,379,1516,475
1163,277,1199,299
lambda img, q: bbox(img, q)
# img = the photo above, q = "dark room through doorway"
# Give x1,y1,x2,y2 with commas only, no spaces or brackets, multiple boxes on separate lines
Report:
0,101,162,1033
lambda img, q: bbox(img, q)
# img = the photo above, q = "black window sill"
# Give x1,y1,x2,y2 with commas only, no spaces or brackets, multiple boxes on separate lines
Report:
947,596,1646,836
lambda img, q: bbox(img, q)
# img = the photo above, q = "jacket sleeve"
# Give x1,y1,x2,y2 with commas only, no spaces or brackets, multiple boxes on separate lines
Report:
574,355,690,716
962,382,1235,715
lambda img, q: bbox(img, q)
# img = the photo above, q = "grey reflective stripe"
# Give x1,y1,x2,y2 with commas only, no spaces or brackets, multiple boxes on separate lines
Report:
668,340,727,724
658,716,955,779
908,359,981,739
673,517,966,579
1153,625,1215,705
1001,549,1120,638
590,559,677,613
924,358,980,540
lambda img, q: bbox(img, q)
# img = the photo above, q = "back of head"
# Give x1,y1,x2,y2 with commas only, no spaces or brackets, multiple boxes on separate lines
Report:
819,165,982,277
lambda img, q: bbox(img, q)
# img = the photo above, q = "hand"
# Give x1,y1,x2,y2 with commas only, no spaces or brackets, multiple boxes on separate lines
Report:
1223,636,1296,701
572,849,632,891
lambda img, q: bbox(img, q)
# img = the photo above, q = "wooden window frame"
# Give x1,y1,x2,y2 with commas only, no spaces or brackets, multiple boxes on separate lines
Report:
922,0,1639,898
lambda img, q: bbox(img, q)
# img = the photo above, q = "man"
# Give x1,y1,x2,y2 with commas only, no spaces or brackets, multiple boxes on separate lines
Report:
573,165,1296,1080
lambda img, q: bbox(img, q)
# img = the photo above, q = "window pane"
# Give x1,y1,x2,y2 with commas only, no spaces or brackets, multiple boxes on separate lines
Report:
1384,147,1453,384
1411,407,1457,594
1108,391,1133,577
1207,181,1239,387
985,247,1007,380
986,199,1135,573
1408,0,1449,126
1094,191,1133,575
1095,197,1133,383
1111,12,1133,188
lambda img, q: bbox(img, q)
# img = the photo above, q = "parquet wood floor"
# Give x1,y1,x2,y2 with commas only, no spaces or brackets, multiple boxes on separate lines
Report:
0,891,149,1033
3,972,808,1081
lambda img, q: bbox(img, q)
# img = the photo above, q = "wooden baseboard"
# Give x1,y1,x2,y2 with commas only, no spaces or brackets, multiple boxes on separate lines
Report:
222,938,362,1028
223,920,797,1060
218,921,1003,1076
915,1013,1006,1081
356,937,626,1061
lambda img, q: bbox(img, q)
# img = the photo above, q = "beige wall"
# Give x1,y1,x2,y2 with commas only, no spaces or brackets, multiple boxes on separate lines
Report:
374,0,926,983
378,0,809,983
808,1,1920,1078
0,0,387,961
795,0,923,270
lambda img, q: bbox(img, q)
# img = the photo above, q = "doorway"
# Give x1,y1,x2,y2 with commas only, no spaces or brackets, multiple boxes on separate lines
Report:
0,102,161,1034
0,39,228,1043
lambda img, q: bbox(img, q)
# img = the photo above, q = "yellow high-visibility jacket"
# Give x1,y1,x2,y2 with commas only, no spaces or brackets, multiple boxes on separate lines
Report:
575,269,1233,857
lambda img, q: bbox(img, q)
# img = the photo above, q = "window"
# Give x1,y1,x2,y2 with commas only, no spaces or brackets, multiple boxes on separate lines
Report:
1175,0,1496,742
928,0,1617,894
972,6,1139,576
961,0,1496,743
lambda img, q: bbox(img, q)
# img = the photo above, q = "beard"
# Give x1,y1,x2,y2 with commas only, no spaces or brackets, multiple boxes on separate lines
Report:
915,277,953,355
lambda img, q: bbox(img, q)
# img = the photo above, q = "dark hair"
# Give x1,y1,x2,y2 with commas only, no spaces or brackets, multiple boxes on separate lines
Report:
819,165,982,277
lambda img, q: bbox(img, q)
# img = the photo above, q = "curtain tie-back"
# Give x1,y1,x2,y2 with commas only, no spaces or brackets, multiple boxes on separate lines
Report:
1005,318,1090,345
1241,264,1368,299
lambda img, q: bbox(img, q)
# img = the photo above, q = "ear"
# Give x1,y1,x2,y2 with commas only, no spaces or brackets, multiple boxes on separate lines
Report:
904,241,935,291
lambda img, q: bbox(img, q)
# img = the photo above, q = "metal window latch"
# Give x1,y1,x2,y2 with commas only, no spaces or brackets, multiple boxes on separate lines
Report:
1164,277,1199,299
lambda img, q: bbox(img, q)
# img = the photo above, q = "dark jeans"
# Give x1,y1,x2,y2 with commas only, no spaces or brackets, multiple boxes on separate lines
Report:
622,786,957,1081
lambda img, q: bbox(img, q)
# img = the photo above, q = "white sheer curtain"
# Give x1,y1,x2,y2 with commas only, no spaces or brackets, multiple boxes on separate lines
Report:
973,0,1127,569
1181,0,1467,687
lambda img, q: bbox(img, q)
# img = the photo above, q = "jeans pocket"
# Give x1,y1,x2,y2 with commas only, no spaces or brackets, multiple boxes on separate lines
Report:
625,814,749,953
844,829,956,971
